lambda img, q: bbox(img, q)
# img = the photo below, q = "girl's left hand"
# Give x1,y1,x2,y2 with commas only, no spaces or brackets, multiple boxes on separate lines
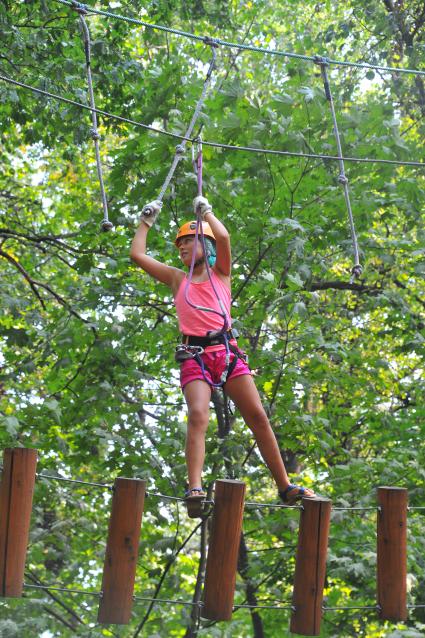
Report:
193,196,212,219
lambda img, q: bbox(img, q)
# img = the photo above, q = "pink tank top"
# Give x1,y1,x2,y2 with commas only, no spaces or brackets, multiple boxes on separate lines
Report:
174,271,232,336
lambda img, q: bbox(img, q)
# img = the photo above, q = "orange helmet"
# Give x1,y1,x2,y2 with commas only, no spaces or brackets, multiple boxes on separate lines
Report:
174,221,215,246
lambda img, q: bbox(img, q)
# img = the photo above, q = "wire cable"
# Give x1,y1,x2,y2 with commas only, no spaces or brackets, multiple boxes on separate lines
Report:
234,602,293,610
24,583,101,597
24,583,200,607
1,74,424,169
54,0,425,78
323,604,379,611
134,595,200,607
316,56,362,281
36,472,113,490
331,506,379,511
71,2,112,231
244,500,303,510
156,44,216,203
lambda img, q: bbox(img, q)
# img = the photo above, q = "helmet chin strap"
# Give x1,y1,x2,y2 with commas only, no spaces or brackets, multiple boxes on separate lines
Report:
194,256,205,268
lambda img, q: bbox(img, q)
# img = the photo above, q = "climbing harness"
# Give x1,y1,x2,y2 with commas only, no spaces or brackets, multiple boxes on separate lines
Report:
71,1,113,231
170,119,243,389
175,344,204,363
178,215,234,388
314,56,362,282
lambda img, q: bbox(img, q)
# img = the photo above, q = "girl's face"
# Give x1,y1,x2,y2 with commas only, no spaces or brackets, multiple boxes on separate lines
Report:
177,236,203,266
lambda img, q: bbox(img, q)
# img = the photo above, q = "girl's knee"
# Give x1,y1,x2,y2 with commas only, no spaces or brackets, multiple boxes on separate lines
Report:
188,405,209,429
245,408,270,432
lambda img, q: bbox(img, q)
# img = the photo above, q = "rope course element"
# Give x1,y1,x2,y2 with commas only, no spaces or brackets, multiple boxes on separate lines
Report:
156,45,216,204
192,136,203,197
0,451,421,634
35,469,214,504
234,602,293,610
315,56,362,281
0,464,418,513
331,505,379,511
0,463,419,513
25,583,411,614
36,471,113,490
22,583,425,613
324,604,379,611
24,583,199,606
54,0,425,78
244,500,303,510
134,595,201,607
24,583,101,597
70,1,113,231
1,75,424,169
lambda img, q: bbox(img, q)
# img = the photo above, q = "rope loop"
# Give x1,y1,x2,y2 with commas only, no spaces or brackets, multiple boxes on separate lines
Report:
350,264,363,281
89,128,100,140
313,54,329,66
70,0,88,14
203,36,219,48
101,220,114,232
72,2,112,231
318,62,362,278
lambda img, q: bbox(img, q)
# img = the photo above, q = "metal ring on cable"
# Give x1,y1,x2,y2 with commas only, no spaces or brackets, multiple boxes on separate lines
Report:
71,0,88,15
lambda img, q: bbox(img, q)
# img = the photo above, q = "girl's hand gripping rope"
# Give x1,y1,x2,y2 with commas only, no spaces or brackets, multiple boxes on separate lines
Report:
193,196,212,219
141,200,162,227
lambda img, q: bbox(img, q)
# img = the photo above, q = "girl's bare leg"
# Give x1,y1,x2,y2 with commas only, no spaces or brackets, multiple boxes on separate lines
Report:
224,374,314,496
183,379,211,490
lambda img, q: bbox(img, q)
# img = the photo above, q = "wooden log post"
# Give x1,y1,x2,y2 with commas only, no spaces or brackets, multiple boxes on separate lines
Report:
98,478,146,625
0,447,38,597
377,486,408,621
290,497,332,636
202,479,245,621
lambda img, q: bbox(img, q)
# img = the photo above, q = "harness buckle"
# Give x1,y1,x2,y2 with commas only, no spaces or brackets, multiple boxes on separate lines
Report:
175,345,204,363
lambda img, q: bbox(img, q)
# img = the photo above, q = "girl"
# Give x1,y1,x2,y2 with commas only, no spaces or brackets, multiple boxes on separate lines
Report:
130,196,315,510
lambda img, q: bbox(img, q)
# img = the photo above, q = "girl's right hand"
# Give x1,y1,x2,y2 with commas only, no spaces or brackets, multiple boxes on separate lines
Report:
141,200,162,227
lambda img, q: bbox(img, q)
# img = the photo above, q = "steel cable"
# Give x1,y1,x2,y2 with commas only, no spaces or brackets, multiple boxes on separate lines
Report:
71,2,113,231
1,74,424,169
55,0,425,78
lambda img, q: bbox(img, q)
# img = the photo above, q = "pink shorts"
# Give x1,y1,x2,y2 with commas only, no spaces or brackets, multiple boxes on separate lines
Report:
180,347,251,391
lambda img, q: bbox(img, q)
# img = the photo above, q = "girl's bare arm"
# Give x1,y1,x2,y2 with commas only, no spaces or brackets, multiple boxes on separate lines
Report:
204,211,231,277
130,221,184,293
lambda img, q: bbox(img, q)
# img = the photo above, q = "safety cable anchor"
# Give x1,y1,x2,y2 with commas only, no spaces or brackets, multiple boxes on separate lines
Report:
101,220,114,232
70,0,88,14
192,135,203,166
313,54,329,66
89,128,100,141
350,264,363,281
203,36,219,48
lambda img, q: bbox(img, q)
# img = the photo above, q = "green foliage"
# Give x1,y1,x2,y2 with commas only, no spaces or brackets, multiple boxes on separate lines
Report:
1,0,425,636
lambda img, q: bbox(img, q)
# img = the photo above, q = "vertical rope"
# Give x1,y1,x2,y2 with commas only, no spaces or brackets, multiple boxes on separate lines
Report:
192,137,203,197
156,42,217,202
72,2,113,231
315,56,362,281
